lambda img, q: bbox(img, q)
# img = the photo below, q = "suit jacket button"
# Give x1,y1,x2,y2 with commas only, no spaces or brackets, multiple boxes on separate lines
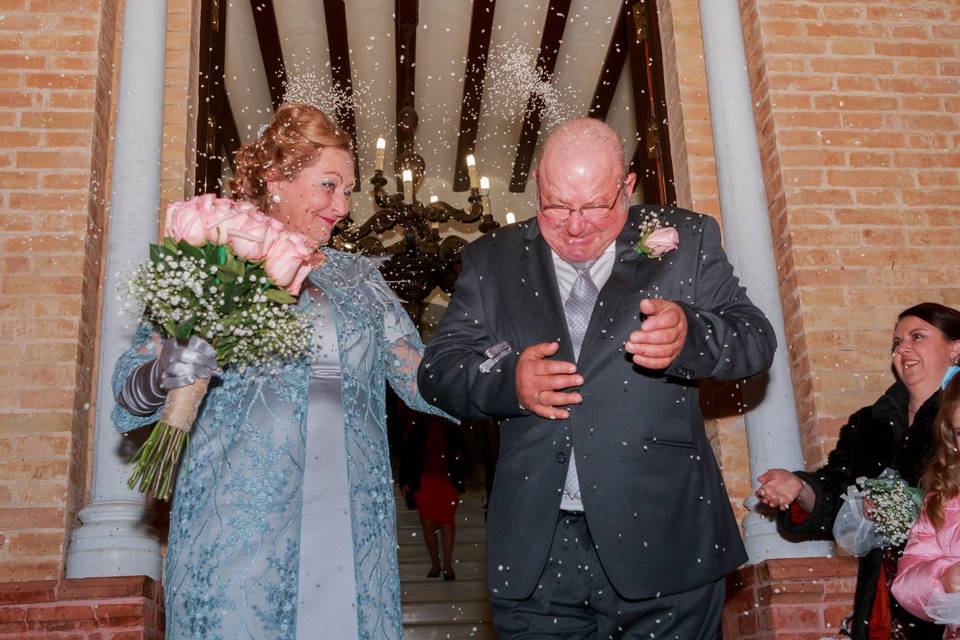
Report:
556,452,567,464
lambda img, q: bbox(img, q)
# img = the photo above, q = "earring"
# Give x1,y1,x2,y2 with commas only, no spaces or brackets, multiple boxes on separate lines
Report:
271,193,281,204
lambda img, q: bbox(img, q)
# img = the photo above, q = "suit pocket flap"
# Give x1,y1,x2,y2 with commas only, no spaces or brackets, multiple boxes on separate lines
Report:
641,437,699,450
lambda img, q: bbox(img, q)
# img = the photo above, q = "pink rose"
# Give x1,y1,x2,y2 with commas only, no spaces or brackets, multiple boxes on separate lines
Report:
227,210,285,260
202,199,250,246
642,226,679,258
163,196,210,246
263,231,314,295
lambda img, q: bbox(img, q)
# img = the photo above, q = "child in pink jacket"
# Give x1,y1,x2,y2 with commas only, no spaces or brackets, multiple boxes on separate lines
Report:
892,374,960,639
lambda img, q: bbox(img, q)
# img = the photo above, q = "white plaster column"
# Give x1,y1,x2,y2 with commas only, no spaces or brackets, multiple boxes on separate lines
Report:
698,0,832,562
66,0,169,579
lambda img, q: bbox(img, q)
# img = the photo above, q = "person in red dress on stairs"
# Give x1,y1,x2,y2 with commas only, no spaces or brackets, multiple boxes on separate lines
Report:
400,414,468,581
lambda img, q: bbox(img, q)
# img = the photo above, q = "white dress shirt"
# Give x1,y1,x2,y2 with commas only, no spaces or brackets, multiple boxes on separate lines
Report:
550,242,616,511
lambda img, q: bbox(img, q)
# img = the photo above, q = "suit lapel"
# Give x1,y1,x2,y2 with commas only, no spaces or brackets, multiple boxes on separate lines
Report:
577,212,656,372
520,221,575,362
517,211,658,368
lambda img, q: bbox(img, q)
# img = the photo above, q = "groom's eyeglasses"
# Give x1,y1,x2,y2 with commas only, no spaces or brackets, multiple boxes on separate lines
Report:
538,182,624,223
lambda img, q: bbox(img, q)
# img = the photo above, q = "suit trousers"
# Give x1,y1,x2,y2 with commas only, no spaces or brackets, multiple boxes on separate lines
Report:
490,511,725,639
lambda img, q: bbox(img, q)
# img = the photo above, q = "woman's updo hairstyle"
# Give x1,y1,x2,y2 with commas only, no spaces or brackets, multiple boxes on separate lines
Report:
230,103,351,211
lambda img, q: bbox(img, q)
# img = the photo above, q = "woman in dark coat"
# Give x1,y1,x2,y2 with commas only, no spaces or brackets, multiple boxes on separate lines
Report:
757,302,960,640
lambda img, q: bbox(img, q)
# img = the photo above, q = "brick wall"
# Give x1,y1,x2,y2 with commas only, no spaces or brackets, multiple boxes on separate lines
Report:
0,0,118,583
158,0,201,208
0,576,163,639
0,0,202,583
724,557,859,639
739,0,960,467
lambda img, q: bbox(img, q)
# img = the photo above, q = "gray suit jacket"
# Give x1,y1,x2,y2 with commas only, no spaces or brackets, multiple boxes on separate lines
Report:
418,206,776,599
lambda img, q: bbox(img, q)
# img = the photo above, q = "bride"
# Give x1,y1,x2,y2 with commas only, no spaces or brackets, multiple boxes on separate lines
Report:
112,103,450,639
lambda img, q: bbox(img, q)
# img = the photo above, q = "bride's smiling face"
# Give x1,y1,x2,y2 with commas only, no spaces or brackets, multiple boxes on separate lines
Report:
266,148,354,249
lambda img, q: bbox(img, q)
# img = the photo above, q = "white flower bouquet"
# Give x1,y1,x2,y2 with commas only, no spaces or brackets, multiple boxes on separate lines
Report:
856,468,923,547
124,195,314,500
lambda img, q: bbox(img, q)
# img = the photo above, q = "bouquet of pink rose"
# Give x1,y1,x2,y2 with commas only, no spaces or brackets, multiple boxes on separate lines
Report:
123,194,315,500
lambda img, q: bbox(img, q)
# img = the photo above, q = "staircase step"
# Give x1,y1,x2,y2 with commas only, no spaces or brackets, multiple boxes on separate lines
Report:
398,541,484,563
397,526,486,545
395,509,487,528
393,492,486,509
399,560,485,581
398,486,492,635
403,622,497,639
401,577,488,602
402,600,493,626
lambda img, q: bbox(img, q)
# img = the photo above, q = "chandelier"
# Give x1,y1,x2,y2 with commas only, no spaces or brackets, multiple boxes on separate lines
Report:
331,107,500,324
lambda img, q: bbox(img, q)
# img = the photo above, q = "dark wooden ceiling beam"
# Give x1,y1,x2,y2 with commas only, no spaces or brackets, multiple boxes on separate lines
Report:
394,0,419,159
322,0,361,190
588,0,630,120
220,87,241,171
452,0,496,192
250,0,287,110
195,0,228,195
624,0,675,205
509,0,572,193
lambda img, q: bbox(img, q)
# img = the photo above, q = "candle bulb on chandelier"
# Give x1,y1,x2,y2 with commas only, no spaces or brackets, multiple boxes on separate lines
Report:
429,195,439,203
506,212,516,225
466,154,479,190
402,169,414,204
479,176,490,214
375,137,386,173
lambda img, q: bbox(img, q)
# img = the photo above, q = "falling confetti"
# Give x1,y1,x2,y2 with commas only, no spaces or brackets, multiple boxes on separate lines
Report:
484,37,581,133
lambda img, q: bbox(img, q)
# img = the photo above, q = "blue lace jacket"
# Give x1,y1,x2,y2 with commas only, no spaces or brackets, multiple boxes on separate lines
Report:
111,250,449,639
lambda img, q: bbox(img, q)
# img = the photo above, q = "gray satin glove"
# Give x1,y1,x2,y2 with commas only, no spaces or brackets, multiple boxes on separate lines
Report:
157,336,221,390
117,336,221,416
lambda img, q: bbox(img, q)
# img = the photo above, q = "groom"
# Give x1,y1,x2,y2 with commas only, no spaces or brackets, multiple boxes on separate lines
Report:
418,118,776,637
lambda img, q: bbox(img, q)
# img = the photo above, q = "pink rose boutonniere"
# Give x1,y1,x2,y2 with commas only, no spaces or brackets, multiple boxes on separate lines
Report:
635,219,679,258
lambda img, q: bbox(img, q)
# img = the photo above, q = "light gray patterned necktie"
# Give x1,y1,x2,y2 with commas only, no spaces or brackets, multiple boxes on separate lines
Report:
563,260,599,360
561,259,598,506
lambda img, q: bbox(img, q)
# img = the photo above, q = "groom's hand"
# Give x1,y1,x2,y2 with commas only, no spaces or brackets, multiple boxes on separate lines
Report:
624,299,687,369
516,341,583,420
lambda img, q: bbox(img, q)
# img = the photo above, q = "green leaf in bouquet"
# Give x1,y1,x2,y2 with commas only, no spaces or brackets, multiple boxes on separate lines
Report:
265,288,297,304
158,243,178,259
220,253,245,278
231,255,246,279
222,283,238,312
214,338,237,364
149,243,161,263
163,237,180,254
178,241,205,261
905,486,923,509
164,320,176,338
174,317,195,342
217,245,228,265
220,310,243,328
218,269,237,284
204,244,219,265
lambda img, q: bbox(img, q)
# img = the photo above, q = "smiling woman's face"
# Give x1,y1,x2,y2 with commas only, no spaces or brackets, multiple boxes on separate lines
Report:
891,315,960,395
266,148,354,249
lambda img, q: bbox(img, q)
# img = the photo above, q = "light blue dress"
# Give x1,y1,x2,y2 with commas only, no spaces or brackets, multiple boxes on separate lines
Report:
112,250,449,639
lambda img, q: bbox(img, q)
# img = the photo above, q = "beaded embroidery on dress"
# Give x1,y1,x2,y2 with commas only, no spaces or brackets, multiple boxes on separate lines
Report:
112,250,450,639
